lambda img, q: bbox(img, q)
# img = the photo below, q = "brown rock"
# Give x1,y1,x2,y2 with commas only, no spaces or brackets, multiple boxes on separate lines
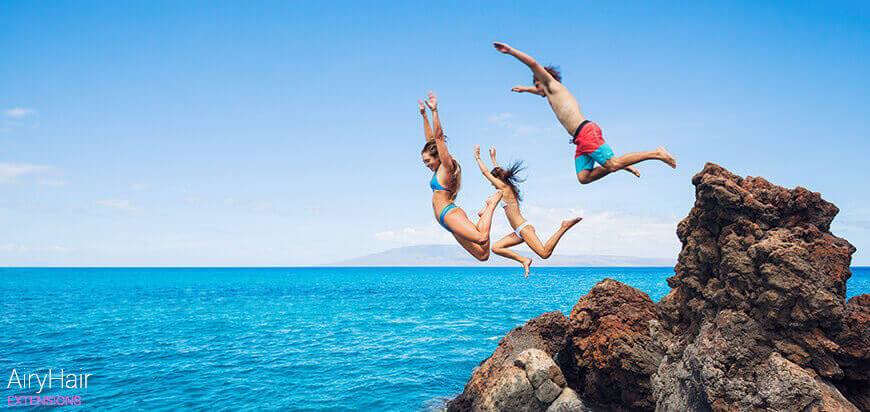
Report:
447,163,867,412
833,294,870,410
654,163,862,411
565,278,662,410
447,312,569,412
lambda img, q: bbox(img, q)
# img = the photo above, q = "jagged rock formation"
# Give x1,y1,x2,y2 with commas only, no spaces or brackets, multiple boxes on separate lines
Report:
446,312,589,411
835,295,869,410
563,279,662,410
447,163,867,412
654,163,863,411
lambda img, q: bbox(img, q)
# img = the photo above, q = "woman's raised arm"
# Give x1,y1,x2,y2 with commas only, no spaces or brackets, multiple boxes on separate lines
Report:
426,91,454,172
475,145,504,188
419,100,434,143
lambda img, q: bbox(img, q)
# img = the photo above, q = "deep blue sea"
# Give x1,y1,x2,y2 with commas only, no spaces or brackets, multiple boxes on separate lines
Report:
1,267,867,411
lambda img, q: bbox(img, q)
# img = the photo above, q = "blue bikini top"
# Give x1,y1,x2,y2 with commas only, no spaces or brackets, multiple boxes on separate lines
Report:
430,172,449,192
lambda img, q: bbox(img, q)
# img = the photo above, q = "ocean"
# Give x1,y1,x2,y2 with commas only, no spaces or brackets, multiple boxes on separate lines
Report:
1,267,867,411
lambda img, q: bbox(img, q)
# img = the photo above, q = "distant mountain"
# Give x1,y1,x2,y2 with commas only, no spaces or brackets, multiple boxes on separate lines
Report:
330,245,674,267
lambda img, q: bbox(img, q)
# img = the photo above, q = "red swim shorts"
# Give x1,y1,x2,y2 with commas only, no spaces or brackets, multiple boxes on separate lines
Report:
573,120,606,158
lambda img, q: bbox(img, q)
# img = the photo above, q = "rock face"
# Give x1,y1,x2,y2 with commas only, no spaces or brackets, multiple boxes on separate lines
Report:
446,311,589,412
563,279,662,410
654,163,863,411
447,163,868,412
835,295,870,410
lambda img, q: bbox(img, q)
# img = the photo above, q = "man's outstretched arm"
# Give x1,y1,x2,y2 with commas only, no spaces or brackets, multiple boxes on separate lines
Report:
511,86,545,96
494,42,557,87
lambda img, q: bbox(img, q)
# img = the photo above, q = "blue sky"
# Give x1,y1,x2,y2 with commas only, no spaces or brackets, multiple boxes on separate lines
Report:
1,1,868,265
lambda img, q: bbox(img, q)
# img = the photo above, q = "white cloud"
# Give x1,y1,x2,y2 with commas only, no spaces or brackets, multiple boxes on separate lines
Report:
488,112,514,125
374,204,680,259
487,112,553,136
179,189,202,204
95,199,136,211
4,108,35,118
834,209,870,231
519,206,679,258
37,178,66,186
0,243,73,254
374,224,454,244
45,245,73,253
0,162,53,183
0,243,27,253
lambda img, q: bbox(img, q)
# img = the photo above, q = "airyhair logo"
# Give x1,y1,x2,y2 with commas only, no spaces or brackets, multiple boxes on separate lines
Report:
6,369,91,407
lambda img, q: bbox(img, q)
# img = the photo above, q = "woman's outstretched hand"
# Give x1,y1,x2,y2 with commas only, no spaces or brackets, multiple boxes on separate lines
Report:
489,147,497,158
473,145,481,159
418,100,426,114
425,91,438,111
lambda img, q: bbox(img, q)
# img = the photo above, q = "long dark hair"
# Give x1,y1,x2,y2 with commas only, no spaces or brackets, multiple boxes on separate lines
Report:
422,140,461,200
491,161,526,201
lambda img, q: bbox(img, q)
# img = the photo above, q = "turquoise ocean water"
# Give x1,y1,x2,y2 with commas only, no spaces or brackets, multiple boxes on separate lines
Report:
1,267,867,411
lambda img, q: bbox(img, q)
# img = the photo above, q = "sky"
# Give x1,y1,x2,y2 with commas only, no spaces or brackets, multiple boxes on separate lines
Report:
1,1,868,266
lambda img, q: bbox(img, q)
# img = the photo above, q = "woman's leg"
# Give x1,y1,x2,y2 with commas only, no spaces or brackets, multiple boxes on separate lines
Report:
492,233,532,277
520,217,583,259
443,192,502,245
475,192,502,232
454,235,490,262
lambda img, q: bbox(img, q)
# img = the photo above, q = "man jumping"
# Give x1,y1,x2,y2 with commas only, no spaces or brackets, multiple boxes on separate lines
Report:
493,42,676,184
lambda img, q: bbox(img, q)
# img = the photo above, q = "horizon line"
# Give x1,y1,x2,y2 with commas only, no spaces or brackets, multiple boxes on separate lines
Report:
2,266,869,269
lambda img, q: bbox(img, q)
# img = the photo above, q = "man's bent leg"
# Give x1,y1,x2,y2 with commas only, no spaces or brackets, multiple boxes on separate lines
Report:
577,167,611,185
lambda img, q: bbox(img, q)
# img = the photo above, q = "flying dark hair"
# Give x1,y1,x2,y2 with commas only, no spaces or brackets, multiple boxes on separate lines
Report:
491,161,526,201
534,65,562,83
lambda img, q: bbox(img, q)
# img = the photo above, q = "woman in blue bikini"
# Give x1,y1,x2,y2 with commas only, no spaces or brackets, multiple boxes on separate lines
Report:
474,145,583,277
420,91,502,261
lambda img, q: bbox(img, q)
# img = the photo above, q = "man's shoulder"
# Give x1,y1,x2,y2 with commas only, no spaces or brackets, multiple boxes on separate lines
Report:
545,81,569,95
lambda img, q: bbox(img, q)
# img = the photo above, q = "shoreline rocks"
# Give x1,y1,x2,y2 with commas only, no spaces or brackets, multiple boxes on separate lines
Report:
563,279,662,410
446,163,867,412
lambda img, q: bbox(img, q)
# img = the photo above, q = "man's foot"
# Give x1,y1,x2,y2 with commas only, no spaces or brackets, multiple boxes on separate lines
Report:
624,166,641,178
561,217,583,230
522,257,532,278
657,147,677,169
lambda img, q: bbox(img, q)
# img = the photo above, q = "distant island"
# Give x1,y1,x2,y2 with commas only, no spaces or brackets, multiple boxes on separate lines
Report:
330,244,674,267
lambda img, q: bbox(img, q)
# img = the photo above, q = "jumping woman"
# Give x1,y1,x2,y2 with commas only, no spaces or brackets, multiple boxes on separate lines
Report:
493,42,677,185
420,91,502,261
473,145,583,276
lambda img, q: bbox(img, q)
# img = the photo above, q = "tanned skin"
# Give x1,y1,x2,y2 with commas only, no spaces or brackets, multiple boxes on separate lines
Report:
494,42,676,184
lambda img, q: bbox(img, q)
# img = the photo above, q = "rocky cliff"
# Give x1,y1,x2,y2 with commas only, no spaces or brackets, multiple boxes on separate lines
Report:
447,163,868,412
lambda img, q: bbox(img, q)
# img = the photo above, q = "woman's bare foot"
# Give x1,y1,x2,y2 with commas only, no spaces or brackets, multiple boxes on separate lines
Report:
624,165,641,177
522,257,533,278
657,147,677,169
479,191,503,216
561,217,583,230
487,191,504,206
